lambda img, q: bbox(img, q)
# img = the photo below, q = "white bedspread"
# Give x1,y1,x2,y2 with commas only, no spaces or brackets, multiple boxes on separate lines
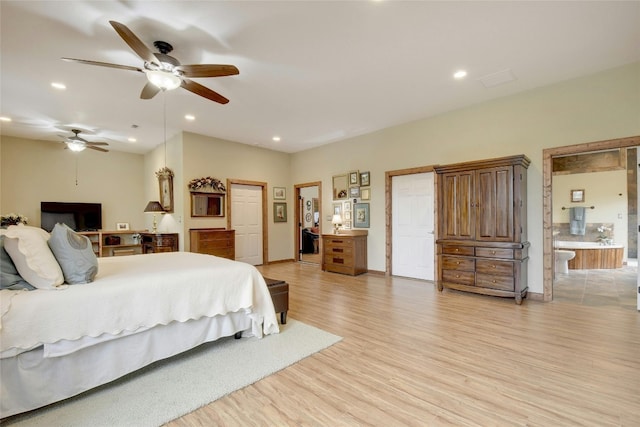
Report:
0,252,279,356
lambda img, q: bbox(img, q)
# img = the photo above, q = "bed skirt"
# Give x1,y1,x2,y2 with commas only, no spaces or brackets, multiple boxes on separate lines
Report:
0,311,252,418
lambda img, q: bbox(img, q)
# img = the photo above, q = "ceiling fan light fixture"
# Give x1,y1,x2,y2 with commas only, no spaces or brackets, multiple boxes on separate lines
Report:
67,141,86,152
145,70,181,91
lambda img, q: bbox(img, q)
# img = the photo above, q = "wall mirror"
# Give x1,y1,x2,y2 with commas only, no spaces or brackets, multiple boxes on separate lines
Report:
156,167,174,212
332,174,348,200
191,193,225,217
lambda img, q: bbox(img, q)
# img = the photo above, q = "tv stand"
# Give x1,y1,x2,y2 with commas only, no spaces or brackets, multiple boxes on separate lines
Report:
79,230,147,257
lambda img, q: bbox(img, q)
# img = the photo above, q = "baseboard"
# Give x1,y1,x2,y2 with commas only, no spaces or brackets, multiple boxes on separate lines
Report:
266,259,296,265
527,291,544,301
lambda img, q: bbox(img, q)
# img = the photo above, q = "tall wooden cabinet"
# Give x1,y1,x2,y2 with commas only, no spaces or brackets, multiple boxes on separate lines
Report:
435,155,530,304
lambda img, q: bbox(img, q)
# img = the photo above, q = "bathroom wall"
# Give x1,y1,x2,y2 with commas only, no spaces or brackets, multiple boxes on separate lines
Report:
552,169,627,251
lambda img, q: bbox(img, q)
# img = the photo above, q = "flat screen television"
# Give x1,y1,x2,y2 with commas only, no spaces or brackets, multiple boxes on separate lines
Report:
40,202,102,232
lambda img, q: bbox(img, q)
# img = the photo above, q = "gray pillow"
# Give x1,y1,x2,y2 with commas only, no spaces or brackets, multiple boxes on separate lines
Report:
0,234,35,291
48,223,98,284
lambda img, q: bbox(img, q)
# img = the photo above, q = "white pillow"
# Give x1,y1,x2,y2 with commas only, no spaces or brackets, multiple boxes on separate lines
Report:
4,224,65,289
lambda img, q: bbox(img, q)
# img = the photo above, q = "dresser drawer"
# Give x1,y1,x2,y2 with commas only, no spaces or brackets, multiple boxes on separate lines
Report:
476,273,514,291
441,246,474,256
154,235,176,246
441,256,475,271
442,270,475,286
476,259,514,276
476,247,514,259
324,245,354,258
199,239,233,250
324,237,354,249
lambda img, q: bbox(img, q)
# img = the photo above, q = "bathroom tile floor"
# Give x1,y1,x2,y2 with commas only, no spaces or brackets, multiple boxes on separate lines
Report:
554,260,638,311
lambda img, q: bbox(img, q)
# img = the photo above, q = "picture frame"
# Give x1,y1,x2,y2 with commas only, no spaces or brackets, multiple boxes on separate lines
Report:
116,222,129,231
349,170,360,186
349,186,361,198
360,187,370,200
156,167,174,213
571,189,585,203
332,174,348,200
273,202,287,222
343,201,351,212
332,202,342,216
353,203,370,228
360,171,370,187
273,187,286,200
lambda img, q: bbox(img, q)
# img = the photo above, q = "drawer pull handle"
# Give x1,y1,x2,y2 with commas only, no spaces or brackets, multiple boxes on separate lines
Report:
332,258,344,264
333,248,344,253
456,261,460,265
455,274,460,278
492,265,496,268
491,250,496,255
492,280,497,283
455,248,459,252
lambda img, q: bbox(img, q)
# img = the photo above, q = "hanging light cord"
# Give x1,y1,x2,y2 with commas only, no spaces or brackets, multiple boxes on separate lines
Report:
163,89,167,167
75,155,79,186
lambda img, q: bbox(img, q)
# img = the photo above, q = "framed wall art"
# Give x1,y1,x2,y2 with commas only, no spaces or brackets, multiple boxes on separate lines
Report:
349,186,361,198
353,203,370,228
156,167,174,213
273,187,286,200
333,174,348,199
349,170,359,186
571,189,584,203
360,188,370,200
360,171,370,187
274,202,287,222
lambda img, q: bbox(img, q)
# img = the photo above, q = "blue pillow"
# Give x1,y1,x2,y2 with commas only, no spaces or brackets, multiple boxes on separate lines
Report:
0,234,35,291
48,223,98,284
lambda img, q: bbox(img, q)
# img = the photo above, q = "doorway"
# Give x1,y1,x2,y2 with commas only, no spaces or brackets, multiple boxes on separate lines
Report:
391,172,435,280
228,179,268,265
385,165,436,278
295,182,322,264
542,135,640,301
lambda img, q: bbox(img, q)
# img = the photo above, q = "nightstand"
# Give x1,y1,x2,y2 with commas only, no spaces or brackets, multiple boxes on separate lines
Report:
140,232,179,254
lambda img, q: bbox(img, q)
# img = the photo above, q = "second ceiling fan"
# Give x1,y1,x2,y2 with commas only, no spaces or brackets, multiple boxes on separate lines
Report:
62,21,239,104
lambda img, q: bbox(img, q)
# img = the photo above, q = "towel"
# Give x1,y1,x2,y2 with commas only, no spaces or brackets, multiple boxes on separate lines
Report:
569,207,586,235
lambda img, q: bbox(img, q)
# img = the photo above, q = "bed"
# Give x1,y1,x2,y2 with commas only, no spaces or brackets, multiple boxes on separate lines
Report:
0,251,279,418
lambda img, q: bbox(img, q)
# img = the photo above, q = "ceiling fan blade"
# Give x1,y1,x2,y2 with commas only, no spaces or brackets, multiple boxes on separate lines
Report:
109,21,158,64
181,79,229,104
87,145,109,153
86,142,109,146
140,81,161,99
61,57,143,73
176,64,239,78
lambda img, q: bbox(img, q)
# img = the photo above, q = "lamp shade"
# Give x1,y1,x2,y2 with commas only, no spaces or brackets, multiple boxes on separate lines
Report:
144,201,165,213
331,214,343,225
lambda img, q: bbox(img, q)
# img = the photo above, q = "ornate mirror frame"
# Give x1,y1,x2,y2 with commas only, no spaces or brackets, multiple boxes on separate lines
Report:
156,167,174,212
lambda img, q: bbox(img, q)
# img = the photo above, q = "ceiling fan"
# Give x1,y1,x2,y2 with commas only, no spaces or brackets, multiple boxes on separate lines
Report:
59,129,109,153
62,21,239,104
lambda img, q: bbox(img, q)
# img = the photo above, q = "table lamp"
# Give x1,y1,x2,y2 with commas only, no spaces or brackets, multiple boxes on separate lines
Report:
144,201,165,233
332,214,343,234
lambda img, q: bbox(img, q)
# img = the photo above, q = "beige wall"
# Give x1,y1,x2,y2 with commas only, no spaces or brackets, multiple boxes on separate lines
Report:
290,62,640,293
2,62,638,293
0,136,145,230
180,132,292,260
552,170,628,250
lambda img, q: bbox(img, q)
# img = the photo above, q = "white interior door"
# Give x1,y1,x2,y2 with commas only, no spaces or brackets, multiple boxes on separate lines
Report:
392,172,435,280
231,184,263,265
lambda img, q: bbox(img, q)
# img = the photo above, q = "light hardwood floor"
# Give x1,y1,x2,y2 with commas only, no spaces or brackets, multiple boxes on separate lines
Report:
167,262,640,426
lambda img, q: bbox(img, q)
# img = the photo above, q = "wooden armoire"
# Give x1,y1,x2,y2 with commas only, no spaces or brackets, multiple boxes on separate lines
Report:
434,154,530,304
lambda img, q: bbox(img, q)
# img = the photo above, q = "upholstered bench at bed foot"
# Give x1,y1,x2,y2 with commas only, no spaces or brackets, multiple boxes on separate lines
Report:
263,278,289,324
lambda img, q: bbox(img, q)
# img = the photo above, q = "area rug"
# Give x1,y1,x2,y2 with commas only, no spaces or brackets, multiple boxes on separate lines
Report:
3,319,342,427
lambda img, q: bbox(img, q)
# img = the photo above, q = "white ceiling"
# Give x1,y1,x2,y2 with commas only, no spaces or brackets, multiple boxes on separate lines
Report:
1,1,639,154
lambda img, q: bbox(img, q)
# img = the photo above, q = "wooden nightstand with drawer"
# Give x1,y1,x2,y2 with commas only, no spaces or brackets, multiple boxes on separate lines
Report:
140,233,179,254
321,230,368,276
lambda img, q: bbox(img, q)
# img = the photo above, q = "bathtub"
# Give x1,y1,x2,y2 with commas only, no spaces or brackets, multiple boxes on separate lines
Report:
554,241,624,269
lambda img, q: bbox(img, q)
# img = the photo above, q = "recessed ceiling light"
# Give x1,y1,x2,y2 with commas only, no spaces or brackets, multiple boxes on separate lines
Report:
453,70,467,80
51,82,66,90
272,136,281,142
128,137,137,143
0,116,12,122
185,114,195,121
